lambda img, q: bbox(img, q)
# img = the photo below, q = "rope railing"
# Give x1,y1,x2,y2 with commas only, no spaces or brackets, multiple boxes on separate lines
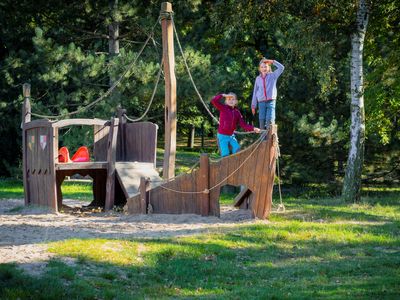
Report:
149,130,268,194
30,16,162,120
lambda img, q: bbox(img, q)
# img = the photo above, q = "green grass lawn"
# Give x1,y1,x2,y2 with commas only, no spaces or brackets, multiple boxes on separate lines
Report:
1,184,399,299
0,179,93,201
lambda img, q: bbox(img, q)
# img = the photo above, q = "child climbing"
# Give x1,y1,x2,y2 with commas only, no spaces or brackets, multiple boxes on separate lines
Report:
251,58,285,129
211,92,260,157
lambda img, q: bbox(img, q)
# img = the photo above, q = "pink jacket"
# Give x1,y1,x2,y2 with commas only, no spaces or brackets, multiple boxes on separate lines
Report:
211,94,254,135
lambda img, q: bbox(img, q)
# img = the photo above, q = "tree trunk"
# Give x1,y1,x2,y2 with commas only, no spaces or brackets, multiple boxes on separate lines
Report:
342,0,369,202
201,122,205,148
187,125,195,148
108,0,120,105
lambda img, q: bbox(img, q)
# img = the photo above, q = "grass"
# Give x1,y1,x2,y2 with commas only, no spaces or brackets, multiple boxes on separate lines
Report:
0,179,93,201
1,187,399,299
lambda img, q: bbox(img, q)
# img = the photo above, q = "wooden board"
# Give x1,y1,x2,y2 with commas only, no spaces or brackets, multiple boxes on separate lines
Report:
115,162,161,199
233,187,251,208
55,162,108,171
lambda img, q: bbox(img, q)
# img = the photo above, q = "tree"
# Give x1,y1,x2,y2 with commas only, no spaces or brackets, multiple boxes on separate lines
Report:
342,0,370,202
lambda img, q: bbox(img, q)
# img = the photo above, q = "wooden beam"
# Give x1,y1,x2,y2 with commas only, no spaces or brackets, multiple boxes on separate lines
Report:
199,153,210,216
161,2,177,179
233,187,251,208
52,118,109,128
117,107,127,161
105,117,119,210
49,127,58,211
55,162,109,171
139,177,149,214
22,83,31,206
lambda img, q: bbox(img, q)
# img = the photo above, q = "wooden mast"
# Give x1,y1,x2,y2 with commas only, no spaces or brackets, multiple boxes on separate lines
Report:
161,2,177,179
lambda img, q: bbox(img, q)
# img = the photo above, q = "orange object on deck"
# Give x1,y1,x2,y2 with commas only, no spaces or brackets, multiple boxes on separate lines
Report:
71,146,90,162
58,146,70,163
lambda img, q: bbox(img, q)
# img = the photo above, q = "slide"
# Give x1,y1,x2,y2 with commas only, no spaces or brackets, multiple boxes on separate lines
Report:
115,162,162,199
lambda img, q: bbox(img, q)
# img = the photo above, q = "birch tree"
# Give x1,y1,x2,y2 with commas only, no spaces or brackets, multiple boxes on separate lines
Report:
342,0,370,202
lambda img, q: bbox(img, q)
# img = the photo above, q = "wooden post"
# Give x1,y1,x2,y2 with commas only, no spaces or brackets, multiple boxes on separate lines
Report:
116,107,126,161
139,177,149,214
22,83,31,206
199,153,210,216
105,117,119,210
161,2,177,179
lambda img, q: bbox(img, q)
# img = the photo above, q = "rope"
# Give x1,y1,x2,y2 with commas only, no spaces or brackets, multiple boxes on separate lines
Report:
170,14,219,124
123,58,163,122
151,130,268,194
31,16,161,120
234,129,267,135
150,160,201,185
273,133,285,212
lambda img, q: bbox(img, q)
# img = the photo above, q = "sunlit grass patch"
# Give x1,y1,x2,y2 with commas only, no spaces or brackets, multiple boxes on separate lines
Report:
48,239,141,265
0,179,92,200
60,180,93,201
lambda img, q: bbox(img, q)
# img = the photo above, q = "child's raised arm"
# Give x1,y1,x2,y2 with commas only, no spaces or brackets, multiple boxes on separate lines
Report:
211,93,225,111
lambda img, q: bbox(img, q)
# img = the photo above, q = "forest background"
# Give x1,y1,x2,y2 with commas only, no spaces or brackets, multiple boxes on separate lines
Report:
0,0,398,190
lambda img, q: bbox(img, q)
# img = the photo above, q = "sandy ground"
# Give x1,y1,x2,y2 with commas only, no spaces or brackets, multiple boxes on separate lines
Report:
0,199,260,275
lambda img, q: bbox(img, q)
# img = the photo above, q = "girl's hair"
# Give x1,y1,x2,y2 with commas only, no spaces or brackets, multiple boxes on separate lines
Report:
226,92,237,100
258,58,272,74
224,92,238,106
259,57,267,66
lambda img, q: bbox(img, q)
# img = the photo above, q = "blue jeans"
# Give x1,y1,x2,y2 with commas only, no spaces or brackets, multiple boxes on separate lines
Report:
217,133,240,157
258,100,276,129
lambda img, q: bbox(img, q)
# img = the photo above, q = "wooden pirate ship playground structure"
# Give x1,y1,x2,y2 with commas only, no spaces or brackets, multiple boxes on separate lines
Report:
21,2,280,219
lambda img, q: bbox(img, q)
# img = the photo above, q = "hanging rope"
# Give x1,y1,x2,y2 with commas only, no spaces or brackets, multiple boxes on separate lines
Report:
123,58,163,122
170,14,220,124
30,16,161,120
273,133,285,212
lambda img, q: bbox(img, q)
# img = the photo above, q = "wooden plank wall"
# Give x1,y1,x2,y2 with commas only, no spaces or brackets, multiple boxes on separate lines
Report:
24,126,57,210
93,124,110,161
147,169,202,215
136,126,278,219
124,122,158,166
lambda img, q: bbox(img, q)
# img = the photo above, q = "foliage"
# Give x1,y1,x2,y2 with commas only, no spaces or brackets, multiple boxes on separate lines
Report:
0,0,398,185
